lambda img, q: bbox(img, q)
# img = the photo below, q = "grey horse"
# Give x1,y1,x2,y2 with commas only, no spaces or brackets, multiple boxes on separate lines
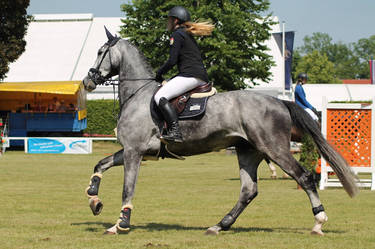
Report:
82,29,358,235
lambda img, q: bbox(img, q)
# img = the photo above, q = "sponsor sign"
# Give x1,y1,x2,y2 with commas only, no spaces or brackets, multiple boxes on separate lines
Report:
27,138,91,154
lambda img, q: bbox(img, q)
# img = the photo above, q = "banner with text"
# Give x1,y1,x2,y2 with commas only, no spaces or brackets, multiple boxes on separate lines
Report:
27,138,92,154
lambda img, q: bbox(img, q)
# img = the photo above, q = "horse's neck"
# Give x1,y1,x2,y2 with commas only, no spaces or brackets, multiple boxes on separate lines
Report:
117,41,157,107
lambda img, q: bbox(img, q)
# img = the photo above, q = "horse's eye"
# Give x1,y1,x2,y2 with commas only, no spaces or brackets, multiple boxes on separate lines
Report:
97,51,102,56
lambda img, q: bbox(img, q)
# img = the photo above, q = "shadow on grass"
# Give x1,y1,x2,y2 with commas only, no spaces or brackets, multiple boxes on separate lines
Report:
232,226,345,235
71,221,114,232
226,177,293,181
71,221,346,235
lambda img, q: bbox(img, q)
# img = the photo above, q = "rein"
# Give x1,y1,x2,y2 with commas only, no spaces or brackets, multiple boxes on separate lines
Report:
105,78,156,120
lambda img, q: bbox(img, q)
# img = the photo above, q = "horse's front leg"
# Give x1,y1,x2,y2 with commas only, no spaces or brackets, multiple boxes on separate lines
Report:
86,149,124,216
105,149,142,234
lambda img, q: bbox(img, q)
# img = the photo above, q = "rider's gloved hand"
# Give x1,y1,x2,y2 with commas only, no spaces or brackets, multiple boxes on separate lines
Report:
155,71,164,83
312,108,321,120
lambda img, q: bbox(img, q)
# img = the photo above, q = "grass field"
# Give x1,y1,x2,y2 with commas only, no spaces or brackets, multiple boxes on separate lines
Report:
1,142,375,249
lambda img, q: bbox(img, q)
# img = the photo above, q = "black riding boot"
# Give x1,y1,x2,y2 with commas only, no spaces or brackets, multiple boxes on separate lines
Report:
158,97,183,143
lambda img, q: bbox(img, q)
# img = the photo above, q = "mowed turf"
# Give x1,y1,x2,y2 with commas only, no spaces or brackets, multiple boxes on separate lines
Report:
1,142,375,249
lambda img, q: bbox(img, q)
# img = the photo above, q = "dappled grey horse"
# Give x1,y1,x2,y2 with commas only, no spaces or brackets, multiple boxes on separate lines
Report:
82,29,358,235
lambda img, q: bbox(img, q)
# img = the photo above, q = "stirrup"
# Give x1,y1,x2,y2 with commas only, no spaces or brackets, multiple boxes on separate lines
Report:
160,133,183,143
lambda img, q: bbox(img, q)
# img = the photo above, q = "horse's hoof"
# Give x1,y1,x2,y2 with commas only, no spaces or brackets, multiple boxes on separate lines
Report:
205,226,220,235
89,197,103,216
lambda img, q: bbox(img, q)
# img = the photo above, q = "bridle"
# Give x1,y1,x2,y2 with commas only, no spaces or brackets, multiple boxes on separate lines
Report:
87,38,156,119
87,38,155,87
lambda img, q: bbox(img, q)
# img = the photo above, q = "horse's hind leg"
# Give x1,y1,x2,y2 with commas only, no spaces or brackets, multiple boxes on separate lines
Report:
206,146,263,235
270,149,328,235
85,149,124,216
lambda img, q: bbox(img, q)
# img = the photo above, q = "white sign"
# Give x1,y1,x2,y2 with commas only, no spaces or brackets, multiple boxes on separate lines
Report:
27,138,92,154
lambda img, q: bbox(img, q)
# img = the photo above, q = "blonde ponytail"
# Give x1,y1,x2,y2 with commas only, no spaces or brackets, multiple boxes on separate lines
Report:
183,21,214,36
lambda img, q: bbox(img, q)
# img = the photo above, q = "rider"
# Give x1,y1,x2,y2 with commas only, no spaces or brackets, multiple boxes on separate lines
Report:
154,6,214,143
294,73,319,121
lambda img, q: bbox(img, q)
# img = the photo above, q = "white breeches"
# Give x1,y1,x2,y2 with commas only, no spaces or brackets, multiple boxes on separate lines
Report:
305,108,319,121
154,76,205,105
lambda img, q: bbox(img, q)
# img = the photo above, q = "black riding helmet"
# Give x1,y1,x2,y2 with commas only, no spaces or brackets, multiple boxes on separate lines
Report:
297,73,308,82
168,6,191,23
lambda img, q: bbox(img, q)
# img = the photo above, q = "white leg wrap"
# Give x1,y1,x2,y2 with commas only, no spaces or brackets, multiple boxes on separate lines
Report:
311,211,328,236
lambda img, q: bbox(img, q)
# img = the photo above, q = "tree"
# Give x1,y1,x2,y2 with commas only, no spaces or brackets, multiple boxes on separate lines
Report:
298,32,333,56
0,0,30,81
298,32,358,79
294,51,341,83
121,0,275,91
353,35,375,79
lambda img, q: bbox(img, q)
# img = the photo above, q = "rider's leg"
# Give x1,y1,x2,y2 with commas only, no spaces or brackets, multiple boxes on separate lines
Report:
158,97,183,142
154,76,205,105
154,76,205,142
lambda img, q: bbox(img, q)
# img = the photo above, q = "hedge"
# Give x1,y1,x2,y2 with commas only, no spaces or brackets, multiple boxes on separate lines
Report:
85,100,120,135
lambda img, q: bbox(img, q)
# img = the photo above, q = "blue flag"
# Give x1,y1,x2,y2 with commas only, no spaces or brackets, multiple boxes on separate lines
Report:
273,31,295,90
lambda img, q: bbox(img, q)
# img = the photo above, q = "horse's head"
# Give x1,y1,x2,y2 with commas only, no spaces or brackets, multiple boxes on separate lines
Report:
82,26,121,92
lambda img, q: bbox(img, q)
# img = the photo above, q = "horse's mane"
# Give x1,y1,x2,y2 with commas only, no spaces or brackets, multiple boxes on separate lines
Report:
121,39,154,75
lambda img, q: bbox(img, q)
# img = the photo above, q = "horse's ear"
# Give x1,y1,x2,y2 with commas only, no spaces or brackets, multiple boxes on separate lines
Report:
104,25,116,41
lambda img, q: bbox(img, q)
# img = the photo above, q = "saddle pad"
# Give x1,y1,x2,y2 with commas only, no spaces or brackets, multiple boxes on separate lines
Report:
150,95,209,132
178,96,208,119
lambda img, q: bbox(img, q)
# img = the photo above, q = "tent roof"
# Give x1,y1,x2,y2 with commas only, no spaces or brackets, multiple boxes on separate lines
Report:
3,14,123,82
0,81,82,95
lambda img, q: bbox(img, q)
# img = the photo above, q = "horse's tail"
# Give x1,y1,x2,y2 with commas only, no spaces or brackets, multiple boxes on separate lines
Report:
282,100,359,197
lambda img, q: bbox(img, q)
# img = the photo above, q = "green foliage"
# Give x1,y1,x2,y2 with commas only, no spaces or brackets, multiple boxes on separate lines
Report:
299,134,319,172
353,35,375,78
120,0,275,91
0,0,30,81
85,100,119,135
298,32,359,80
296,32,375,80
294,51,341,83
299,32,333,56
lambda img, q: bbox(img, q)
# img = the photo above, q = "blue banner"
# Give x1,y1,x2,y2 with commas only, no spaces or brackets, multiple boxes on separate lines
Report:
273,31,295,90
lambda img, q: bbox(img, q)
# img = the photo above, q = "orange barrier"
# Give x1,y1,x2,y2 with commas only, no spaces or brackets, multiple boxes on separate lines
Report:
326,109,371,167
320,99,375,190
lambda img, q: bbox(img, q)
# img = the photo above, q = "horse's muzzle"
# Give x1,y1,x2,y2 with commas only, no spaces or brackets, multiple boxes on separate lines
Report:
82,75,97,92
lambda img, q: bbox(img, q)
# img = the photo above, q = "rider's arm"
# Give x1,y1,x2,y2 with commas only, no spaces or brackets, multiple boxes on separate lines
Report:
156,31,184,77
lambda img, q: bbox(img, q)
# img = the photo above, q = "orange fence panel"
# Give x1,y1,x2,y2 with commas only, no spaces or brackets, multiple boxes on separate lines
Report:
326,109,371,167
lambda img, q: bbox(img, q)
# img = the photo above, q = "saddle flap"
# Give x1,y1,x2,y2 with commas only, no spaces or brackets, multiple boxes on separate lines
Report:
170,82,213,114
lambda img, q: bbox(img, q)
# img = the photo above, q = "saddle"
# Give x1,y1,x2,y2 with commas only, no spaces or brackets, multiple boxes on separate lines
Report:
168,81,216,115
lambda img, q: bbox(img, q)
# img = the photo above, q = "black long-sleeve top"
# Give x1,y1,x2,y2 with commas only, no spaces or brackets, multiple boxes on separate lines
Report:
157,27,209,83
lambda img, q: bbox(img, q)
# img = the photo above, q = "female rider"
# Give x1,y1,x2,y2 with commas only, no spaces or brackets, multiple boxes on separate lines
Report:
154,6,214,143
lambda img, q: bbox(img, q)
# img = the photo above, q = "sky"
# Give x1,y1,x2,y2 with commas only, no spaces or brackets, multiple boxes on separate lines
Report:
27,0,375,47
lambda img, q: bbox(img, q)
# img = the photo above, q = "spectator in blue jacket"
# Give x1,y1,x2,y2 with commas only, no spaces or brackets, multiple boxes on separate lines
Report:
294,73,319,121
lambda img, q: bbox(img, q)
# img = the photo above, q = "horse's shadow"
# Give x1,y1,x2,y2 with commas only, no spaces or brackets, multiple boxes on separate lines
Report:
71,222,345,234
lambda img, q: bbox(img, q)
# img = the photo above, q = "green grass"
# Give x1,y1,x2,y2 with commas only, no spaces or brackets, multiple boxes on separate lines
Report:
1,142,375,249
